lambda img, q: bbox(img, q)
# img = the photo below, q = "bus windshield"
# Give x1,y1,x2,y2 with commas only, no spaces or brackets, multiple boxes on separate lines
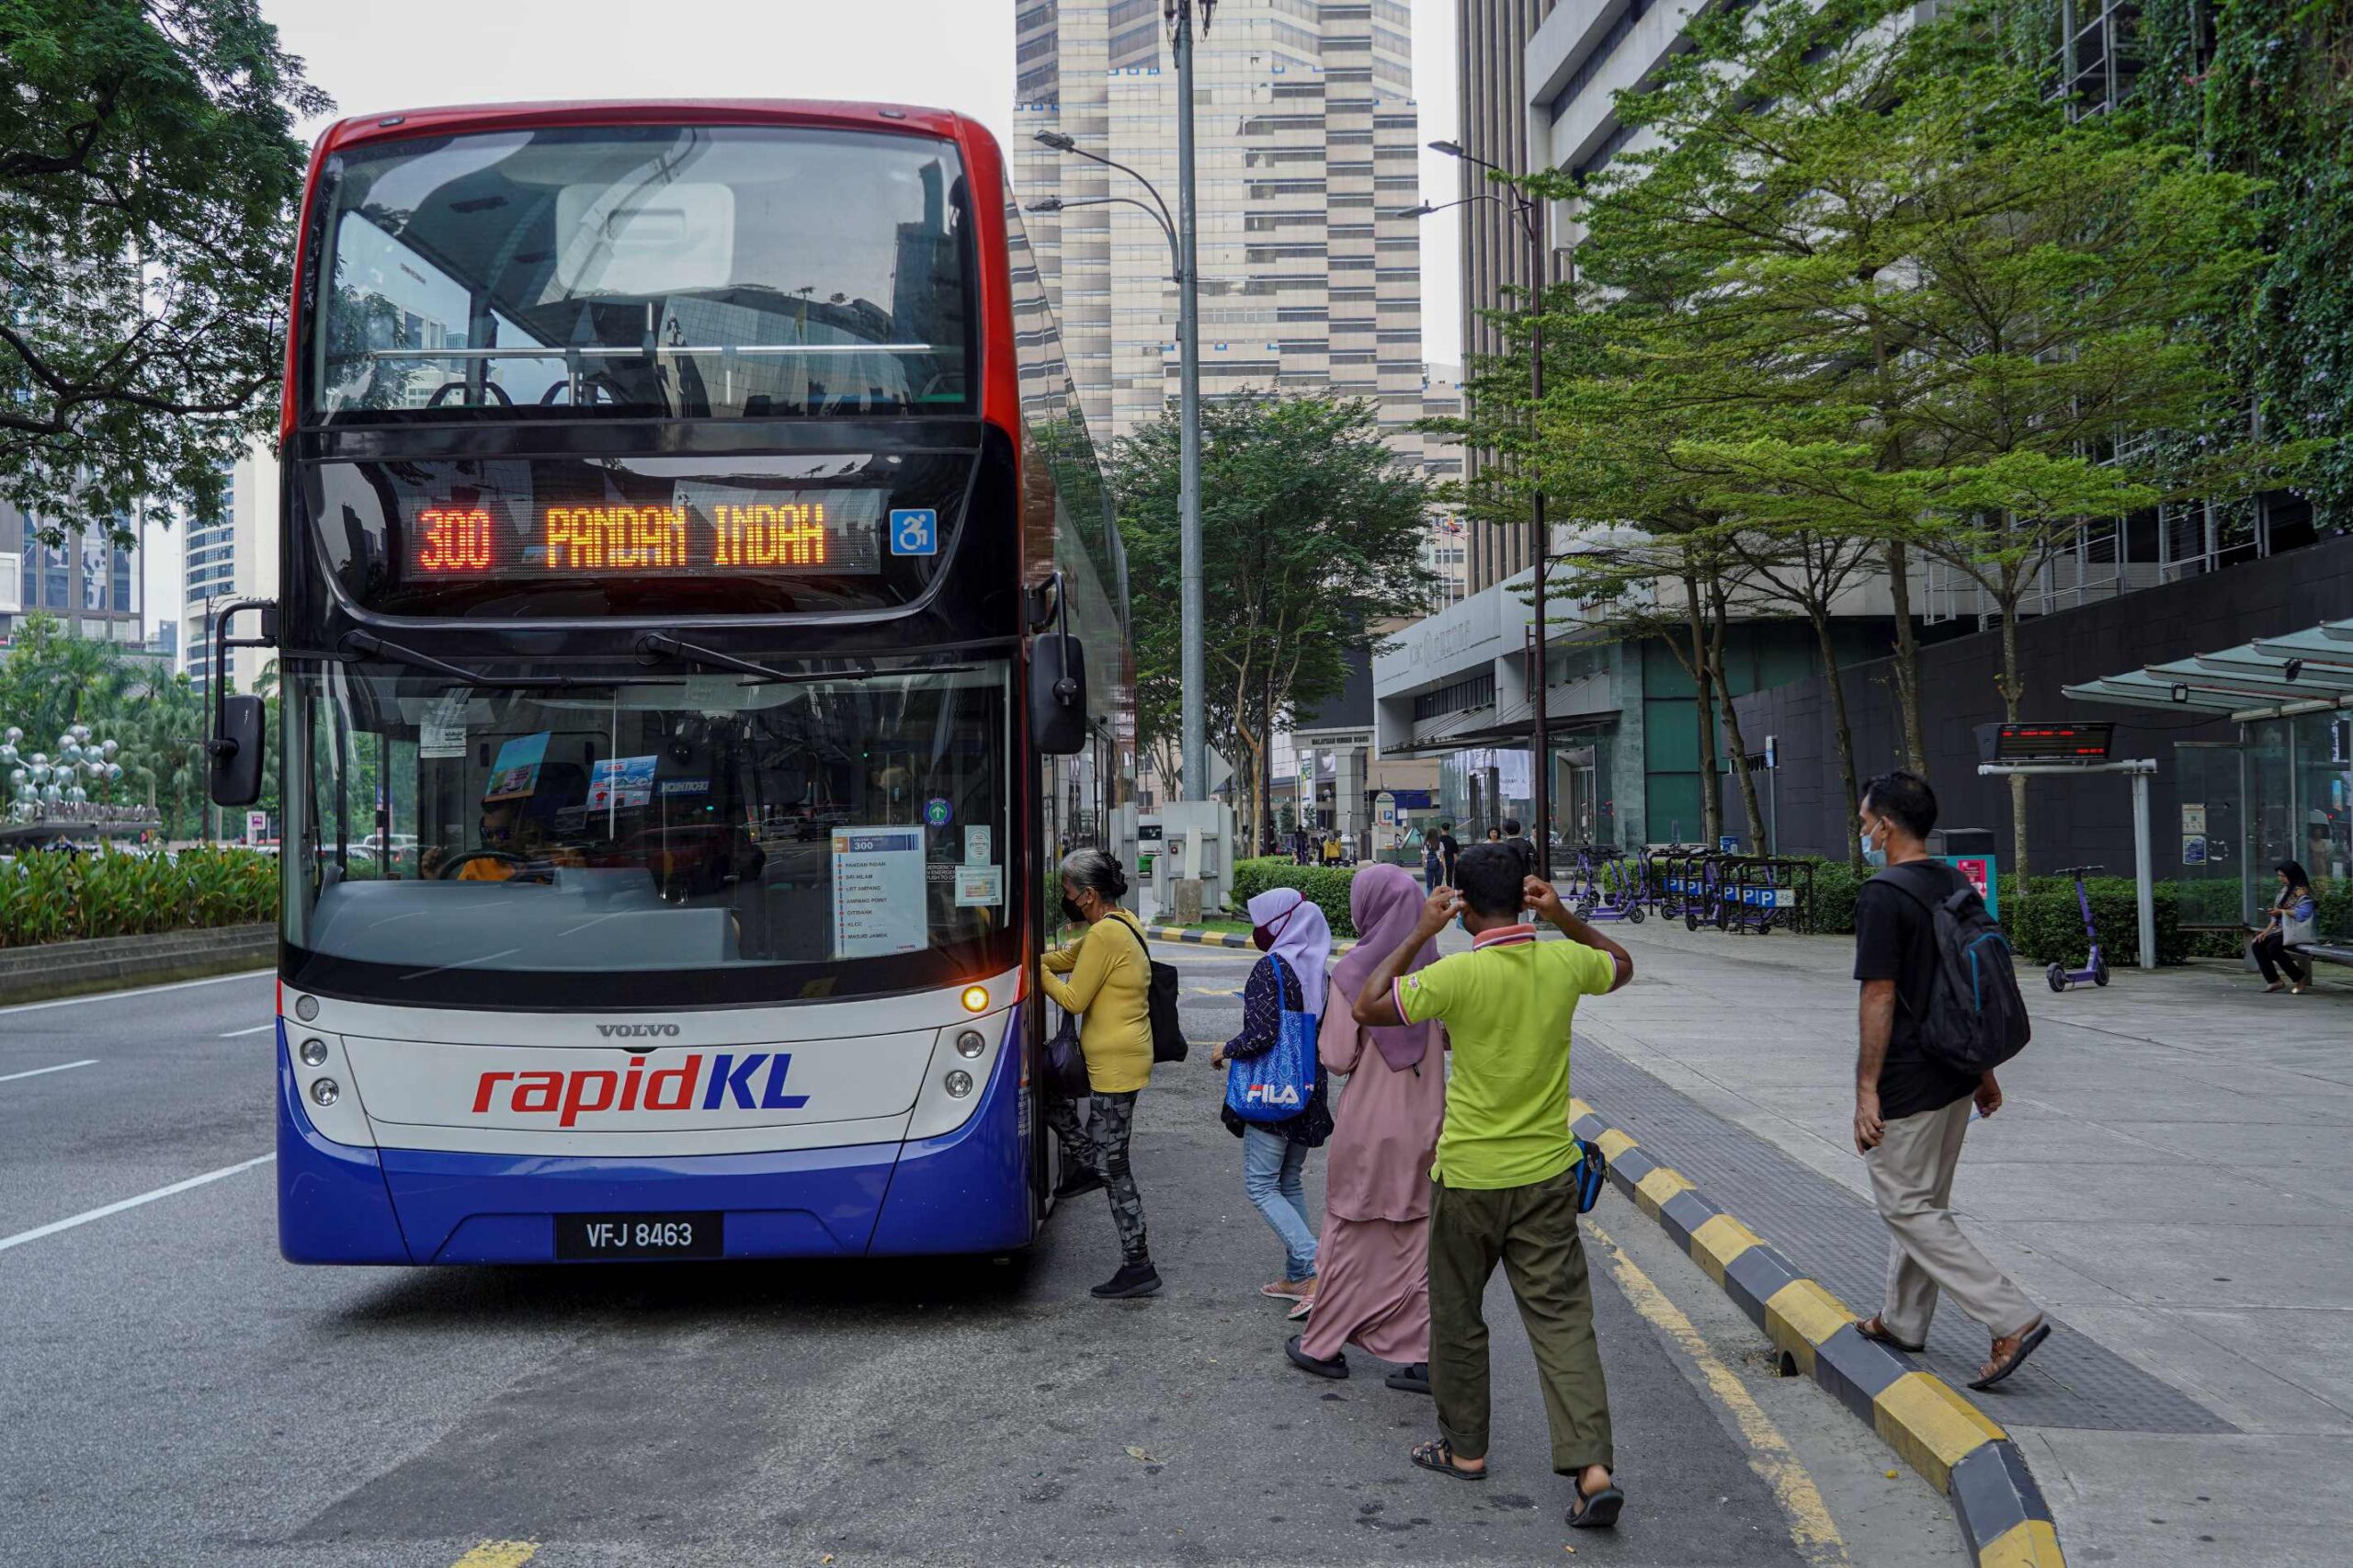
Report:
311,125,971,423
282,656,1016,1009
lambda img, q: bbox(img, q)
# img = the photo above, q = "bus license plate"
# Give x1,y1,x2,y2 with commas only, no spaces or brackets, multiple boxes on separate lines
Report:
555,1211,722,1259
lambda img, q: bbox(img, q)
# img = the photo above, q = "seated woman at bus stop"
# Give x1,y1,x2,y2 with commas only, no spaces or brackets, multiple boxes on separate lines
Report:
1038,848,1161,1300
2253,858,2320,994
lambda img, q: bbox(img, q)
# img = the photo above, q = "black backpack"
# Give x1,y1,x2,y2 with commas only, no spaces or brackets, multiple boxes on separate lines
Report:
1880,862,2031,1075
1111,915,1188,1063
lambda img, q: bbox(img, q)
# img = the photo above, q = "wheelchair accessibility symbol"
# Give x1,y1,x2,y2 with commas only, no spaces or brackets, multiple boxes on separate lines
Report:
889,508,938,556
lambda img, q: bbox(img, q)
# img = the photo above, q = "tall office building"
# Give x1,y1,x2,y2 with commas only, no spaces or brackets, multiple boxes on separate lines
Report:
181,437,281,695
1455,0,1557,593
0,502,142,646
1011,0,1428,461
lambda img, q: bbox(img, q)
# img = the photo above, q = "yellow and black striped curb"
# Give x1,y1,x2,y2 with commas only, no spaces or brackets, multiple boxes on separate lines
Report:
1569,1095,2067,1568
1144,925,1255,949
1143,926,1358,954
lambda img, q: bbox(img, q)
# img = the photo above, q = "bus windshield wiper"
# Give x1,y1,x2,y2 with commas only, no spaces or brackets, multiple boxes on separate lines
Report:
635,632,793,684
340,631,601,689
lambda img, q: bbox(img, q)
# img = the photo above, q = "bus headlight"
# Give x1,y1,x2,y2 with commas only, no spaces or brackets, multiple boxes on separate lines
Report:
961,985,989,1013
310,1077,340,1108
299,1038,329,1067
944,1070,974,1098
293,994,319,1021
955,1029,985,1059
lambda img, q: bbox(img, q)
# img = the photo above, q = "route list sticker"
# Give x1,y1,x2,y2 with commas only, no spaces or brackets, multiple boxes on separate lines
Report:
831,827,927,958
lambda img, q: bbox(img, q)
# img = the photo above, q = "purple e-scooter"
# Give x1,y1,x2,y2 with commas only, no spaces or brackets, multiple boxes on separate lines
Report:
2047,863,2109,992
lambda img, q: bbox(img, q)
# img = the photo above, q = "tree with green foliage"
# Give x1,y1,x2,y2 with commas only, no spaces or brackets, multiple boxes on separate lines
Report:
0,0,327,544
1113,392,1436,849
1492,0,2298,877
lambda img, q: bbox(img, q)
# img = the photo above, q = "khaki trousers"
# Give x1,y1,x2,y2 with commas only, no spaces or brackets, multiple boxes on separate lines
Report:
1868,1096,2037,1345
1427,1165,1613,1473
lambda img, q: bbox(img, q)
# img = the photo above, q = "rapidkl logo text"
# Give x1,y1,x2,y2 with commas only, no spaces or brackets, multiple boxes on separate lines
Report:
471,1053,809,1127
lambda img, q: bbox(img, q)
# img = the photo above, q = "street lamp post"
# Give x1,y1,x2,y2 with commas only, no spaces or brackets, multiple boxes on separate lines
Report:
1409,144,1554,878
1034,0,1211,803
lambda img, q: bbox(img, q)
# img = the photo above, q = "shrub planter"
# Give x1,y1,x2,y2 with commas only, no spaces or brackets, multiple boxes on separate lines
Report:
0,924,276,1005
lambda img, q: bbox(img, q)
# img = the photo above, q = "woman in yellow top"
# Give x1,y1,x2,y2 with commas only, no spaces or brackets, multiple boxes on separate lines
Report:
1039,846,1160,1299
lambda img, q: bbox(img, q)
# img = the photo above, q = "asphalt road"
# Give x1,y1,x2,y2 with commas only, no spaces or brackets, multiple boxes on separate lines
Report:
0,950,1961,1567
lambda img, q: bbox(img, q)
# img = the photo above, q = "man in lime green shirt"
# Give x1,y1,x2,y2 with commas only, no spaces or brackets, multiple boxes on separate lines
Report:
1352,841,1632,1531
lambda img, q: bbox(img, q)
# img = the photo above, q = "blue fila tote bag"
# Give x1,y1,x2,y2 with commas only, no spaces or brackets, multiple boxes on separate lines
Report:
1223,954,1320,1124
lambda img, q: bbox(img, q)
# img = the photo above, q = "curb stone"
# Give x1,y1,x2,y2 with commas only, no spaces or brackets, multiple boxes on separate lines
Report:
1569,1095,2068,1568
1142,926,1358,955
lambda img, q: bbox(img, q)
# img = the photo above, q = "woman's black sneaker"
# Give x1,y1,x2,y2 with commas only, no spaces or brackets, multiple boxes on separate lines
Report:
1053,1170,1106,1202
1091,1260,1162,1299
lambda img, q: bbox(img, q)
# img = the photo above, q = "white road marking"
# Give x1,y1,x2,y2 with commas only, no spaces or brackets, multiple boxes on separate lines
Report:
219,1024,277,1037
0,1154,277,1255
0,1059,97,1085
0,968,272,1017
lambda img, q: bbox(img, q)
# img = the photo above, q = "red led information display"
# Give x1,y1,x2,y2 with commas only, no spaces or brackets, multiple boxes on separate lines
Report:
406,488,885,581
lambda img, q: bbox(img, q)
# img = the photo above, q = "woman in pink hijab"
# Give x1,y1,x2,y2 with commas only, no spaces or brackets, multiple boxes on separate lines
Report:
1285,861,1447,1392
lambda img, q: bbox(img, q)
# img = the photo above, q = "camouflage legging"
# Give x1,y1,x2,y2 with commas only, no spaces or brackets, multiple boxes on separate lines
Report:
1045,1090,1148,1265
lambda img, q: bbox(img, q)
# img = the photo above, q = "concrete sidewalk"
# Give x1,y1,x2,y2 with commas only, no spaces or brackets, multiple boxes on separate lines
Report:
1576,918,2353,1566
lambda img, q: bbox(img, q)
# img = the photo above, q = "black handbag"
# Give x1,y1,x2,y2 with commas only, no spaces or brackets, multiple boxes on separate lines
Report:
1110,915,1188,1063
1043,1006,1091,1099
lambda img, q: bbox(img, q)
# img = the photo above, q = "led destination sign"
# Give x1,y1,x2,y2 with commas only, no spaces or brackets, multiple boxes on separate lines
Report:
407,486,888,581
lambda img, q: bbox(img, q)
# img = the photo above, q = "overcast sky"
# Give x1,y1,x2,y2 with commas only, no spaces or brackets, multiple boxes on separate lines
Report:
150,1,1462,629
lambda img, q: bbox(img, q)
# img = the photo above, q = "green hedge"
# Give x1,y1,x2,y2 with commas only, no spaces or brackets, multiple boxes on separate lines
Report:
0,846,278,948
1228,857,1360,937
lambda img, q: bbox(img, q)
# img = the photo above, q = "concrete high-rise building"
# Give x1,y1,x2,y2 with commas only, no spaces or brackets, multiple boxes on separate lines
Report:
1455,0,1557,594
181,437,281,696
1011,0,1428,460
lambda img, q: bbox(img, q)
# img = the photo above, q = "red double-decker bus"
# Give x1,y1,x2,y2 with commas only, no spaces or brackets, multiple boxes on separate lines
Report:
209,101,1131,1264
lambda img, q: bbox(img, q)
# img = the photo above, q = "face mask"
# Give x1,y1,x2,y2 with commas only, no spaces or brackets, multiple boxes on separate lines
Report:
1061,895,1087,924
1859,824,1886,867
1251,926,1274,952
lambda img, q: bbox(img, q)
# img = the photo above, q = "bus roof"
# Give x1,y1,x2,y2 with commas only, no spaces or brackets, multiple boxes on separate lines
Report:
311,99,977,157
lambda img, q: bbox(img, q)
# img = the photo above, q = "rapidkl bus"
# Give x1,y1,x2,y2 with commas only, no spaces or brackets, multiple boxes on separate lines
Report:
205,102,1132,1264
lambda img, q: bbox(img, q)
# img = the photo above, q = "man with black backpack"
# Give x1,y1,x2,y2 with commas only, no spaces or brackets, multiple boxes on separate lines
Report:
1852,770,2050,1392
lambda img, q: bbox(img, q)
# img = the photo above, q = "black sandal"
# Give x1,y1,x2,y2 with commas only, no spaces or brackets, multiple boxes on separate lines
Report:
1567,1481,1624,1529
1410,1437,1485,1481
1285,1335,1347,1380
1855,1316,1925,1354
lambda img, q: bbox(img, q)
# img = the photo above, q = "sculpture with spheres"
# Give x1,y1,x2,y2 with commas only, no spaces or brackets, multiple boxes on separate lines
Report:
2,722,142,828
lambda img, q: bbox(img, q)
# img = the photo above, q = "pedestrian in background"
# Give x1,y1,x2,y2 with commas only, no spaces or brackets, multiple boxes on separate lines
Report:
2252,858,2319,994
1850,770,2048,1388
1213,887,1336,1306
1501,818,1537,879
1038,848,1160,1301
1286,862,1448,1391
1351,844,1632,1531
1427,820,1461,892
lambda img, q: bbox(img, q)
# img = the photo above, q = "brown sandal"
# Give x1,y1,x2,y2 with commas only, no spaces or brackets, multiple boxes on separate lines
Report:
1411,1437,1486,1480
1970,1318,2052,1390
1855,1315,1925,1354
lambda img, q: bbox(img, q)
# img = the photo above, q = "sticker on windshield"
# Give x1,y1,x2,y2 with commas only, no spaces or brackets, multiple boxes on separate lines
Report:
420,695,469,760
954,865,1004,908
588,756,657,811
924,796,952,827
964,826,991,866
484,732,550,800
833,827,927,957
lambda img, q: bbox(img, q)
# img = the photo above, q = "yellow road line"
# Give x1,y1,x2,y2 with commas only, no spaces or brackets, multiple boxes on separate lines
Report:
1587,1215,1849,1566
450,1543,537,1568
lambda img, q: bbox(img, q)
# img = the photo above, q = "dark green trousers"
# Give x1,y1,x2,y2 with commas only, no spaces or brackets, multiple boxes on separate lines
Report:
1428,1165,1613,1473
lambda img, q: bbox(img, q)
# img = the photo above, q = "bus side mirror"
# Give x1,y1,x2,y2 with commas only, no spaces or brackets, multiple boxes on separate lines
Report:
209,696,265,807
1030,633,1088,756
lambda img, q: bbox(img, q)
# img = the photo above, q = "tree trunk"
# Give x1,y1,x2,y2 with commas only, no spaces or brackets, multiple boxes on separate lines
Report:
1684,577,1722,846
1706,580,1767,853
2000,597,2028,890
1883,539,1928,777
1812,608,1864,869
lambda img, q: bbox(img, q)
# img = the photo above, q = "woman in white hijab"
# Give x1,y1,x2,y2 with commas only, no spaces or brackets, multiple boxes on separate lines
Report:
1211,888,1336,1302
